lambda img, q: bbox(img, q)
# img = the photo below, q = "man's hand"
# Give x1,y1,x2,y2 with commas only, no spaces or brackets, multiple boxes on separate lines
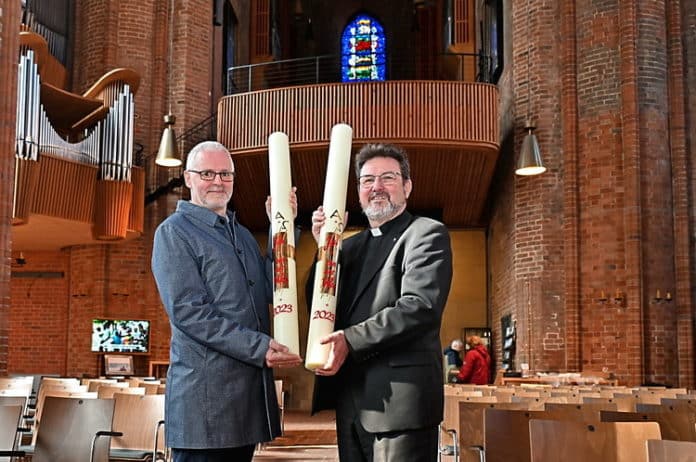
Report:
314,330,349,376
310,207,347,245
265,339,303,368
266,186,298,222
310,207,325,244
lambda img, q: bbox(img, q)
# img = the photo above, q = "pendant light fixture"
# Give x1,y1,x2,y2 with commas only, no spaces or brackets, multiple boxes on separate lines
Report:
155,0,181,167
515,0,545,176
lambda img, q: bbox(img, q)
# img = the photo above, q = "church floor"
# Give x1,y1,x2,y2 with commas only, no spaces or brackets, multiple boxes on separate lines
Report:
253,410,338,461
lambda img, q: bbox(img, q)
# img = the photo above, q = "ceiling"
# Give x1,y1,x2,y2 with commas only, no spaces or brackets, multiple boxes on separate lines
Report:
229,143,499,232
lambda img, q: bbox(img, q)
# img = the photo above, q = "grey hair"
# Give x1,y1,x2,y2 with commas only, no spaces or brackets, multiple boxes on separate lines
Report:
185,141,232,170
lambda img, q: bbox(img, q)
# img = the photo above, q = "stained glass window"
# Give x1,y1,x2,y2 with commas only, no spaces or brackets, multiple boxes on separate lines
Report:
341,14,386,82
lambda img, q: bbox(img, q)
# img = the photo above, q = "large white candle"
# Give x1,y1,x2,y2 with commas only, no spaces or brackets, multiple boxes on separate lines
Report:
305,123,353,370
268,131,300,355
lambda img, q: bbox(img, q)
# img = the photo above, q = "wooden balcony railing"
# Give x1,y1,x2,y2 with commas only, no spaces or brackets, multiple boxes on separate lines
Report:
218,80,498,153
217,80,499,230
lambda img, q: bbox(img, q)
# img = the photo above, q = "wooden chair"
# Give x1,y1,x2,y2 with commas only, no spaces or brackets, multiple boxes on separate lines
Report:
0,405,26,461
659,398,696,410
97,387,145,399
583,396,636,411
0,379,33,399
543,401,618,419
109,393,165,462
482,408,541,462
601,409,696,442
32,390,96,444
137,383,160,396
0,396,30,441
31,396,119,462
509,396,545,410
529,420,661,462
457,402,529,462
31,382,86,421
86,380,121,393
646,439,696,461
482,405,616,462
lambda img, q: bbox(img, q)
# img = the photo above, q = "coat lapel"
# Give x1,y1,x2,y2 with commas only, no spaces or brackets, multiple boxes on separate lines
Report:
346,213,415,312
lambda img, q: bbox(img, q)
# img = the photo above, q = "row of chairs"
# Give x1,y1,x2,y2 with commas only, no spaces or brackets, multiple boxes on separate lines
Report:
0,393,165,462
0,375,166,462
439,384,696,462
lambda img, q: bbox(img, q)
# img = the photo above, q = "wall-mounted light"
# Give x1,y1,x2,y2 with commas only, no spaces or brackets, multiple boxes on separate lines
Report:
15,252,26,266
597,289,624,307
652,289,673,304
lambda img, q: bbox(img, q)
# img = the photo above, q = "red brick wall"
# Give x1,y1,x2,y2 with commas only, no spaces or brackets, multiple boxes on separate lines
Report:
73,0,215,161
3,0,695,389
171,0,216,153
488,0,695,387
65,241,163,377
677,0,696,388
9,252,70,374
73,0,168,166
635,0,677,385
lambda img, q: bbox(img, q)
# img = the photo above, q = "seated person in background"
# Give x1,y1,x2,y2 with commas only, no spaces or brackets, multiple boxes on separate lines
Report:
443,339,464,370
455,336,491,385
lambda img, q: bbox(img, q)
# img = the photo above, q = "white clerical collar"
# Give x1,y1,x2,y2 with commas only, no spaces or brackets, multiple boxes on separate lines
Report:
370,227,383,237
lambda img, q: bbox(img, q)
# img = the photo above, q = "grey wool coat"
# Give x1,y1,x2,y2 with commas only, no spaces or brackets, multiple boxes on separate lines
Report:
152,200,280,449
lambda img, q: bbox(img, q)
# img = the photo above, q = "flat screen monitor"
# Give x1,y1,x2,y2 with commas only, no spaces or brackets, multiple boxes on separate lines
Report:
91,319,150,354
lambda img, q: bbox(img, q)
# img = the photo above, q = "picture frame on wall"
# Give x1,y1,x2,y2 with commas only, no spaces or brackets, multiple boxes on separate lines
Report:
103,354,134,376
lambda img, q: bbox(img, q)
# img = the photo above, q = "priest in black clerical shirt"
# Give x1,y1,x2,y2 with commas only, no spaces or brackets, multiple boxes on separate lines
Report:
307,143,453,462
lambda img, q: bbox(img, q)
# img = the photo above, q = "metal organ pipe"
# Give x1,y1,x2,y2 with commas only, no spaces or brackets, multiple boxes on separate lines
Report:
15,50,137,183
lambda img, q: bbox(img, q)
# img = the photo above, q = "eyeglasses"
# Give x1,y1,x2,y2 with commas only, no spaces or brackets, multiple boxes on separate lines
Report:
358,171,402,188
186,169,236,182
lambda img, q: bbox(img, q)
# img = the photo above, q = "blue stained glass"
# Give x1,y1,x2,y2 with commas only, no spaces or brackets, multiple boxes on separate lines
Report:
341,14,386,82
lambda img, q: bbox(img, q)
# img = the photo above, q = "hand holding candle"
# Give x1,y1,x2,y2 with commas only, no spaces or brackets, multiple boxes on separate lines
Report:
268,131,300,355
305,123,353,371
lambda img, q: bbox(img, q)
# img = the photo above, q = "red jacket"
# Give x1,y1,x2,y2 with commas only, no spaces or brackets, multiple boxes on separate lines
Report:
456,345,491,385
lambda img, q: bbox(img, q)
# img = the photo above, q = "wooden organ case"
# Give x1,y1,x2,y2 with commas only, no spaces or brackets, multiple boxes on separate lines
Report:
13,30,144,244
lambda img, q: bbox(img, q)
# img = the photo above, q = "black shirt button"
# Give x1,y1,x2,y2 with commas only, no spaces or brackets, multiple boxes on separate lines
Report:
248,280,255,286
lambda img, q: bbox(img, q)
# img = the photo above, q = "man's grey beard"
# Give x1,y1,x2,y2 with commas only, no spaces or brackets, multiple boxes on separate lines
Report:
363,197,402,223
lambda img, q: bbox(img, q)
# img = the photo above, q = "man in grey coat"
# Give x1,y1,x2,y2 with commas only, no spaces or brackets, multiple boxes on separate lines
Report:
152,141,302,462
309,143,453,461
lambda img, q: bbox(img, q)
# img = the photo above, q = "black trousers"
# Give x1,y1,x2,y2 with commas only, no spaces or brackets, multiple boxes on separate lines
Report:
335,391,438,462
171,445,255,462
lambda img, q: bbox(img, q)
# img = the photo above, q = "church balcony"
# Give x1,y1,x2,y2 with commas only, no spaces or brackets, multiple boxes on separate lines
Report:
217,79,499,232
